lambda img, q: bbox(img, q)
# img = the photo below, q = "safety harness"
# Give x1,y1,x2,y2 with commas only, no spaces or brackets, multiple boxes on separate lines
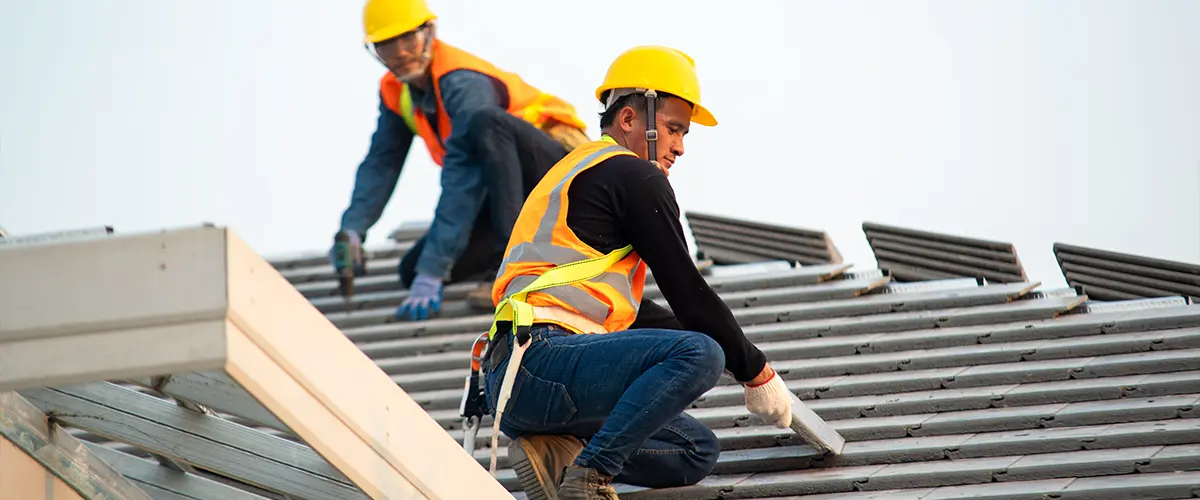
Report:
459,243,633,474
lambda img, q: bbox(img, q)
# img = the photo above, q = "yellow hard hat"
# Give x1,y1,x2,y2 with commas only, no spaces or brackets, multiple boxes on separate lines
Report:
362,0,437,45
595,45,716,127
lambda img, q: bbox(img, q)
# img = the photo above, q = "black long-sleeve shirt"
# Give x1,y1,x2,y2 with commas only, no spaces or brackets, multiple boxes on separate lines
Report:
563,154,768,382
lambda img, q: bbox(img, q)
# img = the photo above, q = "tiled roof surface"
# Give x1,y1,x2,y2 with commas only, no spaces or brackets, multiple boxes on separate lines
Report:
45,215,1200,499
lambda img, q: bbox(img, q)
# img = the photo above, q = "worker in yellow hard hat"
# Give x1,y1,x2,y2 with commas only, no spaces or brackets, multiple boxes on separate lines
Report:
477,46,793,499
331,0,591,320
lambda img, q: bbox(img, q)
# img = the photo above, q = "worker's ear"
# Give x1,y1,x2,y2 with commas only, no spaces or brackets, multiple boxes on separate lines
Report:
618,105,638,133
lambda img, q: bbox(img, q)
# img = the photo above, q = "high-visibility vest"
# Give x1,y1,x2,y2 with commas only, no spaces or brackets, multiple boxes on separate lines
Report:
378,39,587,167
488,136,648,339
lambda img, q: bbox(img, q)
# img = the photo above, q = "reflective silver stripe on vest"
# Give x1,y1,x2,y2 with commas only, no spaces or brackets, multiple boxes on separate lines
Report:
498,144,642,324
503,275,610,321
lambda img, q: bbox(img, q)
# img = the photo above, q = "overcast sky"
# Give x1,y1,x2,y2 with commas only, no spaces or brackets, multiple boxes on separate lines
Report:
2,0,1198,288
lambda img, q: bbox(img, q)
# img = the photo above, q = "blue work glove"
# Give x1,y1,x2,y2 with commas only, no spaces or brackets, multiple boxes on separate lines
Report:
395,273,443,321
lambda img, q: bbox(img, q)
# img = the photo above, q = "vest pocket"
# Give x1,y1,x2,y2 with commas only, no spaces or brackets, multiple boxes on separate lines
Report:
503,365,578,430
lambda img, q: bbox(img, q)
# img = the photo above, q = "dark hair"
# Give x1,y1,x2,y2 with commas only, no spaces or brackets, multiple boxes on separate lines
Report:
598,90,684,129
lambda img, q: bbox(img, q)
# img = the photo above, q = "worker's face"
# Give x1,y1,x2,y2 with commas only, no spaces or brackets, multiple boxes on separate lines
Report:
617,96,691,175
372,24,433,82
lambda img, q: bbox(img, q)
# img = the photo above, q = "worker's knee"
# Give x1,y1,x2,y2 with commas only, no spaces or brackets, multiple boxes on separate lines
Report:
677,332,725,389
683,425,720,481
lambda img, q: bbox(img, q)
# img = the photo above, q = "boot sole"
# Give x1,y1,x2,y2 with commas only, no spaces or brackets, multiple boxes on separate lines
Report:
510,441,556,500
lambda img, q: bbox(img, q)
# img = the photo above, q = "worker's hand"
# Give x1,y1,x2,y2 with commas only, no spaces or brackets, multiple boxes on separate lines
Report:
329,230,366,276
395,273,443,321
743,364,792,429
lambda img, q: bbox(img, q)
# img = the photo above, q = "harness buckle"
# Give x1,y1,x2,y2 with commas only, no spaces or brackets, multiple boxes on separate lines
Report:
459,332,490,452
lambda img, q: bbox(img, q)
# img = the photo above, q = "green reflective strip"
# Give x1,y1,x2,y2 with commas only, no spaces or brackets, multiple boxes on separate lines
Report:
398,84,418,134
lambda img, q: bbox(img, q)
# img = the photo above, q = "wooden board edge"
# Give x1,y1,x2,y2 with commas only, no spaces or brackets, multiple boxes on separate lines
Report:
0,320,229,393
222,229,513,499
223,321,421,500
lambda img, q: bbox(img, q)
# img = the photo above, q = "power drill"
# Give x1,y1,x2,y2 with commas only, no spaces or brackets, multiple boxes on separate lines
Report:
332,230,366,312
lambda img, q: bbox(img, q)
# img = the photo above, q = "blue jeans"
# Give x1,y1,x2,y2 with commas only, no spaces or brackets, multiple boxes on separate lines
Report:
484,324,725,488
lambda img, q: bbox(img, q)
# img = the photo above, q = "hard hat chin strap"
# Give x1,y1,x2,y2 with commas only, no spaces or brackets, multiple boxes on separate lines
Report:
602,87,660,167
644,89,658,169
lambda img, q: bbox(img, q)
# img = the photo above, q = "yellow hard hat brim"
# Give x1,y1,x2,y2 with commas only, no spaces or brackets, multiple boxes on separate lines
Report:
691,103,717,127
364,15,435,44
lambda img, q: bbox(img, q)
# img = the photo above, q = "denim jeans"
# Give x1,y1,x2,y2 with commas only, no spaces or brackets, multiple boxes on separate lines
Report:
484,324,725,488
398,205,501,288
398,108,568,288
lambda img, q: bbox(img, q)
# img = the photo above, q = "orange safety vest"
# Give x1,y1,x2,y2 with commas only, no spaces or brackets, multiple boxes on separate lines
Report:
378,39,586,167
490,137,649,334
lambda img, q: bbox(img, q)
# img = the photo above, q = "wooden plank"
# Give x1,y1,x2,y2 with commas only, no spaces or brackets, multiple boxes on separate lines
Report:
0,224,228,342
20,382,366,500
223,322,423,499
0,391,152,500
85,444,268,500
0,225,515,499
222,229,513,499
0,225,230,393
0,321,228,393
1,436,89,500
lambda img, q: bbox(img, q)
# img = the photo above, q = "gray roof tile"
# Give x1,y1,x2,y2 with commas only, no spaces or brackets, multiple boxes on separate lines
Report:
862,222,1028,284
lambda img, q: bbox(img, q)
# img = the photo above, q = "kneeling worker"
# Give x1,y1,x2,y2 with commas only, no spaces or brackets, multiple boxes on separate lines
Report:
331,0,590,319
481,46,794,499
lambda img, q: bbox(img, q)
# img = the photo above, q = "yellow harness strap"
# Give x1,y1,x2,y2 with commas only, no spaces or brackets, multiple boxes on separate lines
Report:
488,243,633,341
485,243,633,475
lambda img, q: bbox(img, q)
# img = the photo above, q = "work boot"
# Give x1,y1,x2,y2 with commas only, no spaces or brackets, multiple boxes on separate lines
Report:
466,281,494,311
557,467,619,500
509,435,585,500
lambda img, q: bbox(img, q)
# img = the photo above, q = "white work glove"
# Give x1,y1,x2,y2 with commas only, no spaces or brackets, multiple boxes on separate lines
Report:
743,365,793,429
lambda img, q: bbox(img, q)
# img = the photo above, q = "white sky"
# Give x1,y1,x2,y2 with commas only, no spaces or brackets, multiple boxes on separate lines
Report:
2,0,1198,288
